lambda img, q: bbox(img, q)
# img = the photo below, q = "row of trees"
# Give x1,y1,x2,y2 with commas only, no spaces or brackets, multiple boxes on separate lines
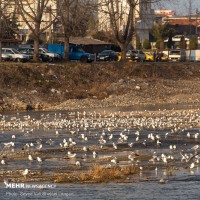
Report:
146,23,198,50
1,0,174,62
0,0,96,61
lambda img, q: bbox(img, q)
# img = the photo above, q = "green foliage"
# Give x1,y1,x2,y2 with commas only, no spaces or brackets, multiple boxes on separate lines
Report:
155,40,161,49
143,39,151,49
1,17,18,39
151,23,168,41
151,23,176,50
179,36,186,49
189,36,197,49
166,27,176,49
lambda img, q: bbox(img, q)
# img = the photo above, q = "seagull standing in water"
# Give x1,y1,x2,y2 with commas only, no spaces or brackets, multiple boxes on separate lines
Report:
191,145,199,153
93,151,97,159
37,157,42,163
68,151,77,158
28,155,33,161
111,157,117,165
76,161,81,167
1,160,6,165
22,169,29,177
190,162,195,169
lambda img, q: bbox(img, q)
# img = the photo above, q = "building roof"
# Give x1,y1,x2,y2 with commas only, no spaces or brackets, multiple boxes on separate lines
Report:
0,38,22,43
165,16,200,26
69,37,111,45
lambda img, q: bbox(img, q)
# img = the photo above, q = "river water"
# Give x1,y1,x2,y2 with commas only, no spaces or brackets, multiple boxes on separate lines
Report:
0,106,200,200
0,179,200,200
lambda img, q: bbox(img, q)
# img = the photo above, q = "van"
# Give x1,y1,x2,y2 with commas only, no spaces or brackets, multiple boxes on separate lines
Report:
168,50,186,62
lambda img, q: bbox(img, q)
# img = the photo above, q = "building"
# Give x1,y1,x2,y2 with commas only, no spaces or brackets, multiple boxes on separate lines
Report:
2,0,57,43
163,16,200,35
154,10,175,17
3,0,155,48
98,0,154,49
134,0,154,48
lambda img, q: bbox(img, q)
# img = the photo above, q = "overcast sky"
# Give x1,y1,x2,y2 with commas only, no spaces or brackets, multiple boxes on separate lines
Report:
155,0,200,16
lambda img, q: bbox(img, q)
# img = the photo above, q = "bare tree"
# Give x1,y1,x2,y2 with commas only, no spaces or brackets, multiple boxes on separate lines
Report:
98,0,138,60
98,0,166,61
15,0,57,61
56,0,70,61
0,0,18,61
57,0,96,60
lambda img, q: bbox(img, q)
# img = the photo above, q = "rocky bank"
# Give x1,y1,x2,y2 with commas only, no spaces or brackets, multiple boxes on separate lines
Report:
1,61,200,111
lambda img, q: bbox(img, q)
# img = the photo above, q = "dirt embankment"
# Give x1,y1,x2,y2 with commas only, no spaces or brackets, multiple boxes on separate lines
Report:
0,62,200,111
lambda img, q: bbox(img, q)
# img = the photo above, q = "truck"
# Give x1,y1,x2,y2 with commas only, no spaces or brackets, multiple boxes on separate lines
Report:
48,44,95,63
168,49,186,62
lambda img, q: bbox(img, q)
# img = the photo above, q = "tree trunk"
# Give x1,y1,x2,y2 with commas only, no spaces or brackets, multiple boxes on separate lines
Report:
160,41,164,51
64,36,69,61
119,44,127,62
33,38,40,62
0,41,2,62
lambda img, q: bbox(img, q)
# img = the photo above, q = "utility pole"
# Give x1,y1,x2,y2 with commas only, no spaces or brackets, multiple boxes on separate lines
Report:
188,0,192,60
189,0,192,36
48,5,52,44
0,0,2,62
196,8,200,49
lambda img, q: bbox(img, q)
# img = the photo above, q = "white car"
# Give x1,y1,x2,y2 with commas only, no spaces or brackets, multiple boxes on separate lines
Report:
39,48,60,61
1,53,11,61
2,48,30,62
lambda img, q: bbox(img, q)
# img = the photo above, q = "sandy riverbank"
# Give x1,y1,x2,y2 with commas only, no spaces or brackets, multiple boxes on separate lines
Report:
0,61,200,111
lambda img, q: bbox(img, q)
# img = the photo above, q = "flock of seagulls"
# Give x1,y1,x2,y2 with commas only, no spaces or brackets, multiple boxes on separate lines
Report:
0,108,200,182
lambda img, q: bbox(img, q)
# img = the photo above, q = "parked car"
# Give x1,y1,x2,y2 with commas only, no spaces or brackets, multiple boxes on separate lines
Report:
97,50,118,61
39,48,61,61
144,51,169,62
47,44,94,62
1,53,11,61
168,49,186,62
18,48,50,62
2,48,30,62
126,50,146,62
158,52,168,62
144,52,154,62
69,45,94,63
116,52,122,61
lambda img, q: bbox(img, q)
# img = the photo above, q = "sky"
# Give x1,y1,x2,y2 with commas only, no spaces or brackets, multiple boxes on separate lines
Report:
155,0,200,16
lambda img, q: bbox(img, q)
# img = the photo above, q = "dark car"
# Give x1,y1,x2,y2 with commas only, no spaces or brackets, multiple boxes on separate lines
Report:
17,48,50,62
97,50,119,61
126,50,146,62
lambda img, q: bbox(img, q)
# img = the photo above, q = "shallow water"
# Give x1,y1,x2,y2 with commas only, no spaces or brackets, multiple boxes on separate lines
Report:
1,179,200,200
0,107,200,199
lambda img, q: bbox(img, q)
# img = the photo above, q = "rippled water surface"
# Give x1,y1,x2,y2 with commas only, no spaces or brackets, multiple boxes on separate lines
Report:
0,180,200,200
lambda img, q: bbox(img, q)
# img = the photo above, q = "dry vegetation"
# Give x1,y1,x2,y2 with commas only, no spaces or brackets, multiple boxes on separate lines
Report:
2,165,142,184
1,61,200,111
